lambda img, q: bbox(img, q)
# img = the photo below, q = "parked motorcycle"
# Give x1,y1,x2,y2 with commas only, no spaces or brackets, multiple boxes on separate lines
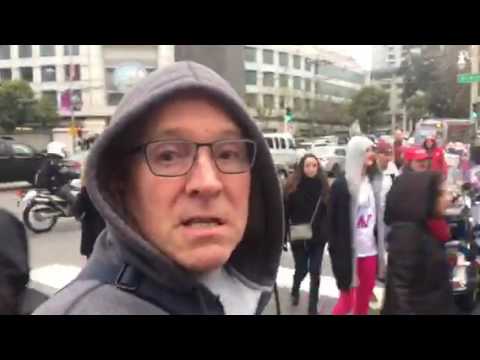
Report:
17,179,81,233
445,183,480,313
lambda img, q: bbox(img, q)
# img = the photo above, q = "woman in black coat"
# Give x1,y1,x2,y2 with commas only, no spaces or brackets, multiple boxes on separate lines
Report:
72,186,106,259
285,154,329,315
381,171,456,315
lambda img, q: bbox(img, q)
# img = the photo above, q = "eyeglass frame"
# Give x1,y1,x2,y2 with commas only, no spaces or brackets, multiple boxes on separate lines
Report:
128,138,257,177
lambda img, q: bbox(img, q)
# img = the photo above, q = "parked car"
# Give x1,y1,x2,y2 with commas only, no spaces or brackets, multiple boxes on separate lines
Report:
311,144,346,177
295,142,313,162
263,132,297,181
0,136,45,184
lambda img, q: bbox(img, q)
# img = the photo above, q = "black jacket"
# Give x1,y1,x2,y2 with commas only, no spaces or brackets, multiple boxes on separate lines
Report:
35,155,78,192
285,177,328,244
72,187,106,257
0,209,29,314
381,172,456,315
327,176,354,290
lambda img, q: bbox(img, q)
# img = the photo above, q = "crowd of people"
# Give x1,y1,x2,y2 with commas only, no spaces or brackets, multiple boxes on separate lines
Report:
0,61,467,315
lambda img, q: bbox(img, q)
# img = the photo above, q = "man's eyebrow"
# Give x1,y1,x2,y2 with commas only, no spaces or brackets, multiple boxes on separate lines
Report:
150,128,244,140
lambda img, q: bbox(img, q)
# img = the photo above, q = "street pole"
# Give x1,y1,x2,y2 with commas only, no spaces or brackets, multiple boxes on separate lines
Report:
69,45,76,155
471,45,479,131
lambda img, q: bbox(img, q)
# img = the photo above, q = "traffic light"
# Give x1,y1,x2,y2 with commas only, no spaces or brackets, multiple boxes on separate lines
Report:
284,107,294,123
473,103,480,119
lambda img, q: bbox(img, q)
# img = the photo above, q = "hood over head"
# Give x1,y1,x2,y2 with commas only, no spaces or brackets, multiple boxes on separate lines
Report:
345,136,374,199
85,61,283,292
384,171,442,225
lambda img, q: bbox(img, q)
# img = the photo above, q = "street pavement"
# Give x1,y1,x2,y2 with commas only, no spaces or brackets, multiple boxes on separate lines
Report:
0,188,461,315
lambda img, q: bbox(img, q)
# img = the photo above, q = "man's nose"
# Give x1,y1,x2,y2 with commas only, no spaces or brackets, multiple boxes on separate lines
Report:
185,147,223,197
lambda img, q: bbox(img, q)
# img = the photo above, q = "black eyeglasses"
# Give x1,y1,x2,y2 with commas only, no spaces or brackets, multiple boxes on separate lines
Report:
130,139,257,177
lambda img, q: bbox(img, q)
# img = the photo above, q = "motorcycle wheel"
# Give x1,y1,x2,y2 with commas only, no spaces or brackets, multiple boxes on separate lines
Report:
455,289,477,313
23,203,58,234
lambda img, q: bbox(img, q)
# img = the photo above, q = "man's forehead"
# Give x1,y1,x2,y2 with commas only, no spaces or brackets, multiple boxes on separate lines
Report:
150,126,243,140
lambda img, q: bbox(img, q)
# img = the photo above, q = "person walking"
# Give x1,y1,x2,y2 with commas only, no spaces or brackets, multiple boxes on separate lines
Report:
381,171,456,314
33,62,284,315
329,136,386,315
393,129,405,169
285,154,329,315
71,166,106,259
423,136,448,178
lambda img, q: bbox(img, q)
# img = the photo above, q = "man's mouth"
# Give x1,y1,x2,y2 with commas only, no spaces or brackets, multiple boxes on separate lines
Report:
182,217,225,228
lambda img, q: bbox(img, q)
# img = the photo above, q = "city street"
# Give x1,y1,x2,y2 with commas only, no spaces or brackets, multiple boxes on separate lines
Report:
1,187,472,315
0,188,389,315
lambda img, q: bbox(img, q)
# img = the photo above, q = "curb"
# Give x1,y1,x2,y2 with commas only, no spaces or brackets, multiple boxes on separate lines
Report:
0,182,31,193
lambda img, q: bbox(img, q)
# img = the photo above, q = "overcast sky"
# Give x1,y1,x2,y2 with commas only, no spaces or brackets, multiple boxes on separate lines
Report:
318,45,373,70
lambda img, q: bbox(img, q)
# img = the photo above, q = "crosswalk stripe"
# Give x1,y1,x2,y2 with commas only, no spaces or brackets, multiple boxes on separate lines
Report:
30,264,81,291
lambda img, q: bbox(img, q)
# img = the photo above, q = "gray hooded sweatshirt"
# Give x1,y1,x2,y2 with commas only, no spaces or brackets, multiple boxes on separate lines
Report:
34,62,284,315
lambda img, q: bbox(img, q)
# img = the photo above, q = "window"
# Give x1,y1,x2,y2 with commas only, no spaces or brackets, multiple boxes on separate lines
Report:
279,74,289,88
293,55,301,69
305,58,311,72
0,68,12,81
19,67,33,82
293,76,302,90
245,93,257,108
244,46,256,62
288,139,295,150
245,70,257,85
263,49,274,65
42,91,58,108
305,79,311,92
0,46,10,60
334,149,346,157
279,138,286,149
265,138,274,149
40,45,56,57
381,84,390,90
279,52,289,67
0,142,10,156
71,90,82,110
294,98,303,111
315,82,321,94
263,94,274,109
18,45,32,58
279,96,285,109
64,64,81,81
305,99,311,110
64,45,80,56
107,93,124,106
263,72,274,87
12,144,34,157
41,66,56,82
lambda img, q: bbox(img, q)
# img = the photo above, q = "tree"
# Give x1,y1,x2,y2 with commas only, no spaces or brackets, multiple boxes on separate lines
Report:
406,93,430,129
0,80,36,133
398,45,470,118
349,86,389,133
34,96,59,127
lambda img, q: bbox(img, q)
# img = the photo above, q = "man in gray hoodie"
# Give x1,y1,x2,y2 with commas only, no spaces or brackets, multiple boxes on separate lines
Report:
34,62,284,315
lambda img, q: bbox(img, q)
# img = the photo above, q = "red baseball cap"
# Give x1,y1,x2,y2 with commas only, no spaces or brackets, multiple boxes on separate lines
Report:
404,147,429,162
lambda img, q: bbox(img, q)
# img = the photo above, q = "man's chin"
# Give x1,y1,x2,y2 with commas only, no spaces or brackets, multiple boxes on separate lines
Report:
179,246,235,273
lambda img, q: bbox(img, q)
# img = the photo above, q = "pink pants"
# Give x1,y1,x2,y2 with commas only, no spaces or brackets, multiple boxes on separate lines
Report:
332,256,377,315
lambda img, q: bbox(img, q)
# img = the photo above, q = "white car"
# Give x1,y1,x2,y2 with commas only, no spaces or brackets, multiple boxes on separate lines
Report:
263,133,297,180
311,145,346,177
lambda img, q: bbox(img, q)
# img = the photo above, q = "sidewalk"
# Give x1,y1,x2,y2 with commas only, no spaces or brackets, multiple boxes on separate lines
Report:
0,182,31,192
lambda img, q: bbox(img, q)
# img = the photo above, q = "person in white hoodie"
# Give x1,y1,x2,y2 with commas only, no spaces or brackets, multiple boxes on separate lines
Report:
328,136,386,315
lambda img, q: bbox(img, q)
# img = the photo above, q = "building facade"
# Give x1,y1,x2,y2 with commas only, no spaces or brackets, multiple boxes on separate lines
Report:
0,45,369,138
242,45,367,135
0,45,175,129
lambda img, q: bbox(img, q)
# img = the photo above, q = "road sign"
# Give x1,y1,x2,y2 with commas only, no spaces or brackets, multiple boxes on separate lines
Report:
457,73,480,84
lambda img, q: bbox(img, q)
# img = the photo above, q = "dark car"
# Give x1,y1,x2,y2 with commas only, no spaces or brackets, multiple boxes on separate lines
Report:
0,136,45,184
